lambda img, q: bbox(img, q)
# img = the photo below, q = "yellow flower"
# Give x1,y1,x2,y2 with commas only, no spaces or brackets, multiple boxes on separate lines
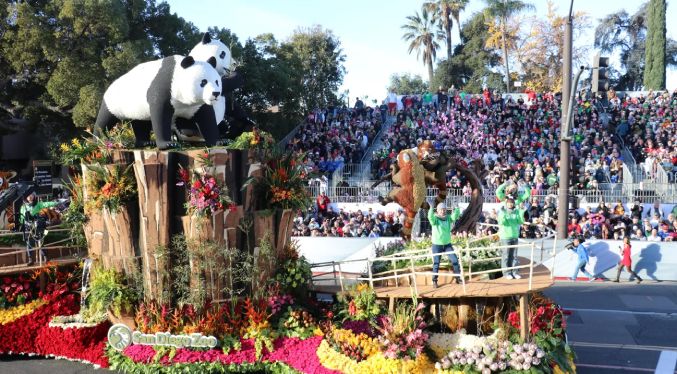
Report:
60,143,71,152
71,138,81,147
0,299,48,325
356,283,369,293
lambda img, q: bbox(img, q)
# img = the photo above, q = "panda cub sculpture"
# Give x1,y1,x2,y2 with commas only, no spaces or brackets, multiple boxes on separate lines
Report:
94,55,221,150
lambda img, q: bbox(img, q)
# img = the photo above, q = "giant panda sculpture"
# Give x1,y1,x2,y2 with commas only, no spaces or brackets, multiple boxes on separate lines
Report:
174,33,254,143
94,55,221,150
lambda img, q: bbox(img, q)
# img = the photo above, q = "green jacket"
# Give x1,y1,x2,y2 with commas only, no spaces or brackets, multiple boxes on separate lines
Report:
497,207,525,240
496,182,531,205
19,201,58,224
428,206,461,245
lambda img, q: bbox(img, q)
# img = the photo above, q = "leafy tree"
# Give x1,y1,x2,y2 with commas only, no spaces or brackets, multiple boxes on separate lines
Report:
432,12,502,93
483,0,535,93
276,25,346,112
643,0,666,90
514,1,591,92
388,73,429,95
402,6,444,90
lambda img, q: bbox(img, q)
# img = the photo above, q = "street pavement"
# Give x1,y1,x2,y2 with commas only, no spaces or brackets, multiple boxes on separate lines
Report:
1,280,676,373
544,280,677,374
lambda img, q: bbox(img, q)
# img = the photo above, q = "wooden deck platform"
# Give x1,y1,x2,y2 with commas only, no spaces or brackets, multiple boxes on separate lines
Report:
0,257,83,275
374,263,552,299
310,262,553,299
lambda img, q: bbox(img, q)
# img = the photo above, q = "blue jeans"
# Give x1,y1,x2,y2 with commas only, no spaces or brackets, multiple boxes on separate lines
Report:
572,259,593,280
501,238,518,276
432,244,460,282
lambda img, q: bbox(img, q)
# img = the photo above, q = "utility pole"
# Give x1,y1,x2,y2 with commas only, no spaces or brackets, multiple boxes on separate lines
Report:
557,0,574,240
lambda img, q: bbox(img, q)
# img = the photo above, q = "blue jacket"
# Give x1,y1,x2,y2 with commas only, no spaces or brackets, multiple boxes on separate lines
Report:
575,244,589,263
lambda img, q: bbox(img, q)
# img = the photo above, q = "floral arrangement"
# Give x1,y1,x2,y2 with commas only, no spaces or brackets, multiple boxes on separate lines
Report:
336,283,382,322
227,128,275,150
375,301,429,360
245,150,311,211
81,265,138,323
0,298,48,325
436,341,547,373
277,306,319,339
84,163,137,213
0,274,35,308
54,124,136,166
427,329,501,361
316,338,434,374
177,150,235,217
108,336,336,374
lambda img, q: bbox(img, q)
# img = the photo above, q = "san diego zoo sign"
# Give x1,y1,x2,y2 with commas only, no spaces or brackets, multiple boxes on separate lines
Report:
107,323,218,351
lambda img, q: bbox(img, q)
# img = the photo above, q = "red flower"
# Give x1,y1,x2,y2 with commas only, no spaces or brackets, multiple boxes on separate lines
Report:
348,300,357,316
228,203,238,212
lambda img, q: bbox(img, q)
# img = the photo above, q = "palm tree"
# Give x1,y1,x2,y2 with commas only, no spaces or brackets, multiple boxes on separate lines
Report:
449,0,470,41
424,1,451,61
483,0,534,92
402,7,444,90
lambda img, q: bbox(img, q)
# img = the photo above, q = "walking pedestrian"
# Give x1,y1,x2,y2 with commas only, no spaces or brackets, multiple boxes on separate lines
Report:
613,236,643,284
428,202,462,288
569,236,595,282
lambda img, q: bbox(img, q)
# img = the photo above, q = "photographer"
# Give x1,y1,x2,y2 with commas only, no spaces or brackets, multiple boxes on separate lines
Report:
19,192,58,266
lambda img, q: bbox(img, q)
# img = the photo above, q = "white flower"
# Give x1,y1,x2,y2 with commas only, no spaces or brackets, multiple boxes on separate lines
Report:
523,362,532,370
490,363,498,371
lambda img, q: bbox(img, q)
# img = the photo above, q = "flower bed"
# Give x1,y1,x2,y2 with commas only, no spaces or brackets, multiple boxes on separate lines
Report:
0,287,111,368
317,339,434,373
107,336,338,374
0,298,48,325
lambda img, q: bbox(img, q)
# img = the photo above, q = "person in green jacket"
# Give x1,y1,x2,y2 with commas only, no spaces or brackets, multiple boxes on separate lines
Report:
19,193,58,265
428,201,462,288
496,180,530,279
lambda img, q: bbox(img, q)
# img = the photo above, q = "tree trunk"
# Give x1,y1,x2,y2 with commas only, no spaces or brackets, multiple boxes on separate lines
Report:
445,10,453,61
428,59,435,91
501,19,511,93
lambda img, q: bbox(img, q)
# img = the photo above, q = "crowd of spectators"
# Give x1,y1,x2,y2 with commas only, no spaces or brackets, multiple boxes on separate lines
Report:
291,203,404,238
287,104,385,176
370,88,621,196
567,200,677,242
612,89,677,182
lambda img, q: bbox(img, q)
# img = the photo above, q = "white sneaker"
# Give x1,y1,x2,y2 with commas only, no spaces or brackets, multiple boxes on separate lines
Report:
512,273,522,279
504,274,515,279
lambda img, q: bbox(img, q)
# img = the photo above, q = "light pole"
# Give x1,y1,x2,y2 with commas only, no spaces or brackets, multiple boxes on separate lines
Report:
556,0,574,240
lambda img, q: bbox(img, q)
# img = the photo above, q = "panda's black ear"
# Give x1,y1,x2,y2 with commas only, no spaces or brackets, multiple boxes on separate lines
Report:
202,32,211,44
181,56,195,69
207,56,217,69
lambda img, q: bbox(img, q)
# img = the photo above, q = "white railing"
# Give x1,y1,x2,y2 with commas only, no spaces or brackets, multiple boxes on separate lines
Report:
309,237,547,298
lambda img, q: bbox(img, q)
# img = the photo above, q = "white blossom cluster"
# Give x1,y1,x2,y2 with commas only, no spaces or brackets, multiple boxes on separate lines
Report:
435,340,546,373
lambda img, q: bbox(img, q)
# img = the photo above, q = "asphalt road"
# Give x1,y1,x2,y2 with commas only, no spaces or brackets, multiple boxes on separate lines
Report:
1,281,676,373
544,280,677,374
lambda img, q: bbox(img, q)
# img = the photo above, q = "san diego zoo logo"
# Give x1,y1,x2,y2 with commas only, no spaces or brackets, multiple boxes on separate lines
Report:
107,324,133,351
107,323,218,351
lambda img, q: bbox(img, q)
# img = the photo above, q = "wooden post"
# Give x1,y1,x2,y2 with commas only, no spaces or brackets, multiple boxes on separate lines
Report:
388,297,395,314
519,293,530,341
459,298,470,330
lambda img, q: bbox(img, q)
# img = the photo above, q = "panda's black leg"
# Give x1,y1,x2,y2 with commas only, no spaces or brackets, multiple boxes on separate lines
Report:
94,101,117,137
149,102,178,150
131,121,153,148
193,104,218,147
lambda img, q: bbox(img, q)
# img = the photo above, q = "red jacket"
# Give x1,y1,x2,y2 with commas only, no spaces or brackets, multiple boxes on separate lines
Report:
620,243,632,267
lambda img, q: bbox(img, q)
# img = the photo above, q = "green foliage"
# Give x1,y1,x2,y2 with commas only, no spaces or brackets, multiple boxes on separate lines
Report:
643,0,667,90
82,265,139,323
277,306,318,339
432,12,503,93
387,73,429,95
336,284,383,322
274,257,312,296
277,26,346,112
106,345,301,374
